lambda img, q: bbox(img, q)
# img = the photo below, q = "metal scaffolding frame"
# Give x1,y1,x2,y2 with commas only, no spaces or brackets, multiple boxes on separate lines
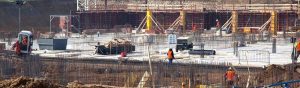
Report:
77,0,299,13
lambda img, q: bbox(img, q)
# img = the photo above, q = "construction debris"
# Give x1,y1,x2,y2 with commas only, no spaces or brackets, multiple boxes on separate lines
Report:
0,76,61,88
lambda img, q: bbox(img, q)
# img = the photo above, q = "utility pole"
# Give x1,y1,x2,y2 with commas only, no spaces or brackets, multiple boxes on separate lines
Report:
18,7,21,32
16,0,25,32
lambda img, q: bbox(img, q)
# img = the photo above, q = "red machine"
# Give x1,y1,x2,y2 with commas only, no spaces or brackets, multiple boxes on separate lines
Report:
12,31,33,55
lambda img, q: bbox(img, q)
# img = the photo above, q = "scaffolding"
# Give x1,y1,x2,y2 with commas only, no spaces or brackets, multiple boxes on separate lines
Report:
77,0,298,13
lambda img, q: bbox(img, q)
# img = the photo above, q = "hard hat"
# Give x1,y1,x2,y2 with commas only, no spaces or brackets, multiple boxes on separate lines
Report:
228,67,232,70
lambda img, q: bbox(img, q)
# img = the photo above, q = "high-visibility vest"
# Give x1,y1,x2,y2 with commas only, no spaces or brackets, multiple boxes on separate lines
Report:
226,70,235,81
167,51,174,59
295,42,300,52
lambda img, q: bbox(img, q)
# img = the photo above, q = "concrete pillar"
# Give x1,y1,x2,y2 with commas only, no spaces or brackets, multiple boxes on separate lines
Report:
283,26,286,39
200,43,204,58
240,34,245,47
231,11,238,34
298,2,300,19
180,11,186,34
233,41,238,56
270,11,278,36
272,38,276,53
146,9,152,31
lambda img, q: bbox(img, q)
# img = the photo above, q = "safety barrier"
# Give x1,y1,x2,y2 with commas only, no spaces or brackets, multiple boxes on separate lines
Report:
238,50,270,64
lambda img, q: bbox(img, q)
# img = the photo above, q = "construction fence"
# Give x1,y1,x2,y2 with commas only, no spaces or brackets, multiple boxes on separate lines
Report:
2,54,298,87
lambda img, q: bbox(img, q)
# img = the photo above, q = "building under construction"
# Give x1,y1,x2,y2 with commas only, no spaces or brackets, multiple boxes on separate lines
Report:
75,0,299,34
2,0,300,88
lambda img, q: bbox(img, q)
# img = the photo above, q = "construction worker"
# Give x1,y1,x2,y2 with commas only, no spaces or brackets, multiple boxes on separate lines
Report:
192,23,197,32
167,48,175,65
293,39,300,63
22,36,28,45
97,31,100,37
94,42,100,54
120,51,127,57
118,51,127,64
12,40,21,55
216,19,220,28
21,36,28,51
225,67,235,87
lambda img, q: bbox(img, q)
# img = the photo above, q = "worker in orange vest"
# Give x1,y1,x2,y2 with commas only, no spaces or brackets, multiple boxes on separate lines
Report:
167,48,175,65
225,67,235,87
293,39,300,62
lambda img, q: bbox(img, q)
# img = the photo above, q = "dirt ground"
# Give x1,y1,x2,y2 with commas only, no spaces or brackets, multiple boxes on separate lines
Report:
0,76,61,88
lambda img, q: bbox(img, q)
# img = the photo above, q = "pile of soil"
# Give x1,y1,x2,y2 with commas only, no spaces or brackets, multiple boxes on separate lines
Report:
0,76,61,88
254,64,300,85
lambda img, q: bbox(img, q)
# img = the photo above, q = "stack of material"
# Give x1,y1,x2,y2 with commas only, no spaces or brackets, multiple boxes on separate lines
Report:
105,38,132,48
96,38,135,55
105,38,135,53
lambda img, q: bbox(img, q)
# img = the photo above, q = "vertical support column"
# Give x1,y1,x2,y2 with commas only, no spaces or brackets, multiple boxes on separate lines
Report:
180,10,186,34
77,0,79,11
298,0,300,19
105,0,107,10
284,11,288,39
233,41,238,57
85,0,88,11
94,0,97,9
272,37,276,53
270,11,277,36
231,11,238,34
18,7,21,32
50,16,52,33
200,43,204,58
146,9,152,31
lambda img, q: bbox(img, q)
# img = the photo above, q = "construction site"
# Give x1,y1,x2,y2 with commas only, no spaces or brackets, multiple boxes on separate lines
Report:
1,0,300,88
